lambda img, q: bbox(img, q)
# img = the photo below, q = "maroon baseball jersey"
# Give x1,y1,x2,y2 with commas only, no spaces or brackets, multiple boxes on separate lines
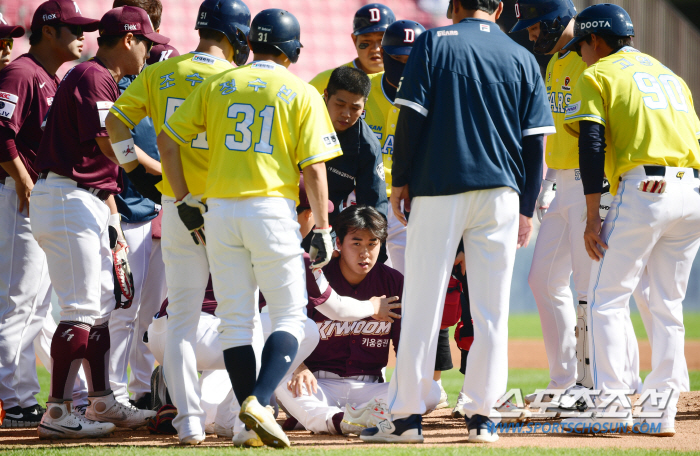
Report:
147,44,180,66
158,254,329,317
0,54,60,181
34,58,121,193
304,256,403,379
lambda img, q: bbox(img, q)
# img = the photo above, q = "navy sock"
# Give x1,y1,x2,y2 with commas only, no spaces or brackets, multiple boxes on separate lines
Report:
223,345,257,406
253,331,299,406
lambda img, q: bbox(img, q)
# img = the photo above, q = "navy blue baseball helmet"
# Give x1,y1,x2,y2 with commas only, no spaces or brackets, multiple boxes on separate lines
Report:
353,3,395,36
195,0,251,66
249,9,303,64
563,3,634,52
509,0,577,54
381,20,425,56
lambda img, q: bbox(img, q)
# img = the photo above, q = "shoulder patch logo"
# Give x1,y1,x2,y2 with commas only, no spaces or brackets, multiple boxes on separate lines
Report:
252,62,276,70
322,132,339,148
192,54,216,65
480,24,490,32
565,101,581,116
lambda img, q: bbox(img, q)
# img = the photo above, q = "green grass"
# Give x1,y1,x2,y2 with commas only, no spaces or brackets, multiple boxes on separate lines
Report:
1,448,697,455
503,312,700,340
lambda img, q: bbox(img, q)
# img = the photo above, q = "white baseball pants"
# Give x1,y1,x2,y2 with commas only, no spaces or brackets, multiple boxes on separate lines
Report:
0,178,52,409
146,312,319,432
388,187,519,420
203,197,308,349
30,173,114,325
528,169,642,391
385,202,407,274
589,167,700,428
160,195,210,438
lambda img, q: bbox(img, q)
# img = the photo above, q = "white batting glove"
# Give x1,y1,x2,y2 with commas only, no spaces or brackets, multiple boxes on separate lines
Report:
536,179,556,222
599,178,613,221
309,226,333,270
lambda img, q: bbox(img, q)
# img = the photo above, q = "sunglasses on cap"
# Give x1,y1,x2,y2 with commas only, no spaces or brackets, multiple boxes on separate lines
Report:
0,38,13,50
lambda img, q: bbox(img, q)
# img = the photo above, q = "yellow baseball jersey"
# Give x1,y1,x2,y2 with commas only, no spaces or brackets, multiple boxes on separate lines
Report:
309,61,358,95
110,52,232,197
164,61,343,203
543,50,587,170
564,47,700,195
363,73,396,196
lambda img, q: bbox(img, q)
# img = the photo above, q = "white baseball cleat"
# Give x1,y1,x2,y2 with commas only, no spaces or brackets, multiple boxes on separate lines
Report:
466,414,499,443
342,398,389,434
38,402,115,439
360,414,424,443
180,433,206,445
496,399,532,423
86,392,156,429
434,385,450,410
232,428,264,447
239,396,290,449
451,391,473,419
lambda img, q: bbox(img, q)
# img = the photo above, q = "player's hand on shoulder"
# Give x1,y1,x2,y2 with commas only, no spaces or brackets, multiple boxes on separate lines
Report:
370,295,401,322
310,226,333,270
536,179,556,222
175,193,207,246
287,365,317,398
517,214,533,249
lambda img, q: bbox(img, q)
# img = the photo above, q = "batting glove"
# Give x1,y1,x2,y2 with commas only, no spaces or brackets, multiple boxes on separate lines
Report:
108,214,134,310
309,226,333,270
536,179,556,222
175,193,207,246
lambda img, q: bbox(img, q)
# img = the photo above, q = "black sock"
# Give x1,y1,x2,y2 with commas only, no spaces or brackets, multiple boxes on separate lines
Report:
253,331,298,406
223,345,257,406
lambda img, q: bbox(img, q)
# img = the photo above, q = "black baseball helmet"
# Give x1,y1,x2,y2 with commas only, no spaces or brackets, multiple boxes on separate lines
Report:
381,20,425,56
353,3,395,36
249,9,303,64
563,3,634,52
195,0,251,66
509,0,577,54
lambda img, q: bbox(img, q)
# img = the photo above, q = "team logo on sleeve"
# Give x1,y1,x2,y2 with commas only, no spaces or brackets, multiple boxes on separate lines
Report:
480,24,490,32
0,92,18,119
96,101,114,128
322,132,339,148
565,101,581,116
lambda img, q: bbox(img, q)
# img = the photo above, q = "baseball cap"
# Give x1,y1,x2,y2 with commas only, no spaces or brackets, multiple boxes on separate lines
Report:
298,176,334,214
31,0,100,33
99,6,169,45
0,14,25,39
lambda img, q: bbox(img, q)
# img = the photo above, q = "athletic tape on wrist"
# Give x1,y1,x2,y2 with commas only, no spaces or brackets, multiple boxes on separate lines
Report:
112,138,138,165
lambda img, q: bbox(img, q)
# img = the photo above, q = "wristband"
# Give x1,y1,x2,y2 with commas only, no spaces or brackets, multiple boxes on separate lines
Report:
112,138,138,165
545,168,557,182
108,213,121,228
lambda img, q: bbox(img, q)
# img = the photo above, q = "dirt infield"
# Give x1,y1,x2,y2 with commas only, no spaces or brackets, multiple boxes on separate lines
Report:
1,392,699,450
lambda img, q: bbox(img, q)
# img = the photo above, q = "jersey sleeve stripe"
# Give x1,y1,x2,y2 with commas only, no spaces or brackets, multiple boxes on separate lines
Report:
163,122,188,145
394,98,428,117
523,126,556,137
298,148,343,168
565,114,606,124
109,106,136,129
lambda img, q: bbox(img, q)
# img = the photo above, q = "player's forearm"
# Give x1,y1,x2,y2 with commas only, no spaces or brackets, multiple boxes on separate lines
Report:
302,162,330,228
316,290,375,321
105,194,118,215
136,147,162,175
519,134,544,217
95,136,120,166
578,121,607,195
0,156,31,184
157,131,189,200
585,193,602,222
392,108,425,187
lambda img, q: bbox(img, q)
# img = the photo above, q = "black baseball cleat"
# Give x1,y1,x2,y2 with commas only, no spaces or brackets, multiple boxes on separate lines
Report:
466,414,499,443
22,404,45,427
359,414,423,443
132,393,152,411
1,406,27,428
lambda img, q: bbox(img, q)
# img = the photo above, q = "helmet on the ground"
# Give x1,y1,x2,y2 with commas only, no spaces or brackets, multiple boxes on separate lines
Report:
381,20,425,56
353,3,395,36
195,0,251,66
509,0,577,54
563,3,634,52
249,9,302,64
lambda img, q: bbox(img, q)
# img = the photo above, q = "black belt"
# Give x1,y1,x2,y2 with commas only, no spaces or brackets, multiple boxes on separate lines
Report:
0,177,5,185
38,171,112,201
643,165,699,179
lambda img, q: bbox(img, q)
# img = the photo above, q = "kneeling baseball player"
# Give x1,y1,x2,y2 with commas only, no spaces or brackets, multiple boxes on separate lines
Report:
276,206,441,436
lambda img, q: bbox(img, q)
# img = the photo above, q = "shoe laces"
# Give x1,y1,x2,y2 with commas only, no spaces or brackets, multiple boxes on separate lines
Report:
74,404,87,416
